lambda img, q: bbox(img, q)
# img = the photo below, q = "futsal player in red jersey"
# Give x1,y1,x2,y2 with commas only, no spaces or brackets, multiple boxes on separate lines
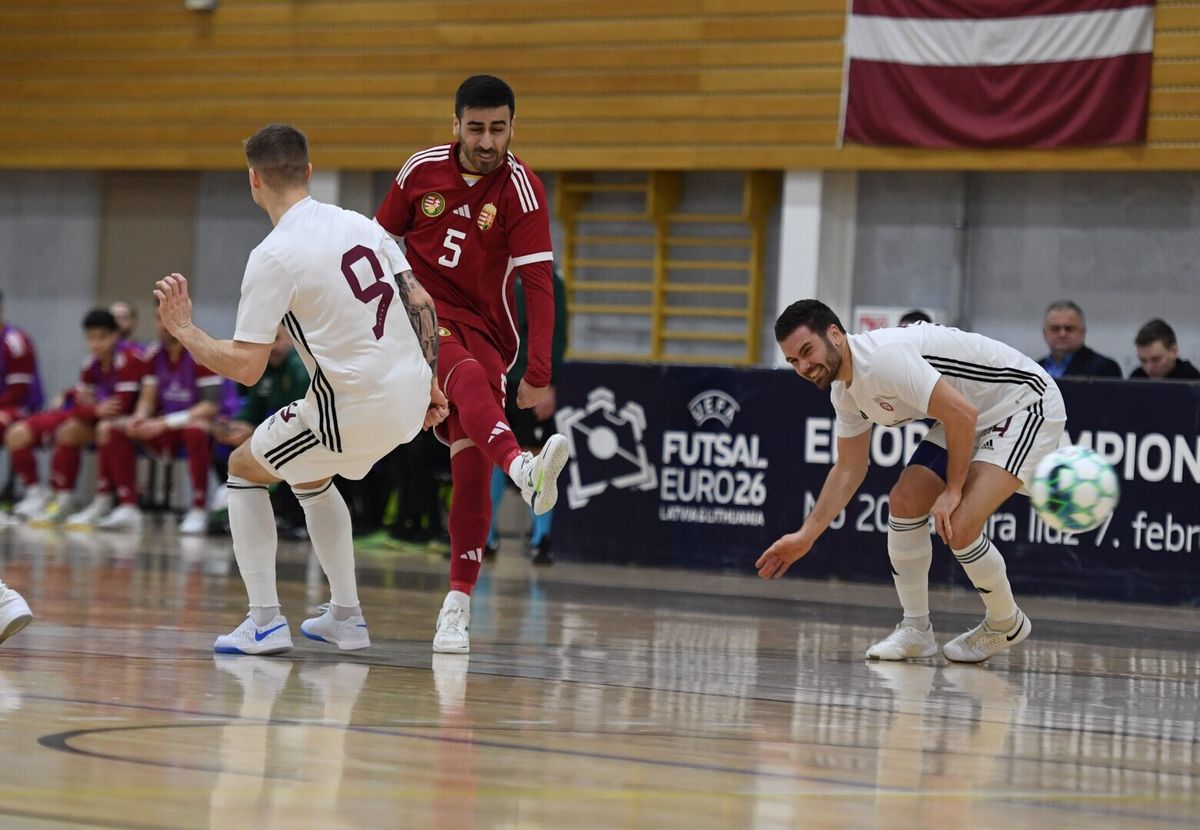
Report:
6,309,145,524
376,75,568,653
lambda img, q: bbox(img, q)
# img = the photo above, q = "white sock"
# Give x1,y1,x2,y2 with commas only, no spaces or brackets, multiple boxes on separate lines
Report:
444,590,470,612
227,476,279,608
292,481,359,609
951,533,1018,623
507,453,527,483
887,515,932,620
250,605,280,627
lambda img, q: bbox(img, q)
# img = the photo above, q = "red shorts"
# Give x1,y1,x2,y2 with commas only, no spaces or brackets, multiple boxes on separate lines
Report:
435,321,509,445
17,409,78,447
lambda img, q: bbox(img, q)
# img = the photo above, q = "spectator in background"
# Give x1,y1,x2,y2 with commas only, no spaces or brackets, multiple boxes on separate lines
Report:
1130,319,1200,380
0,290,45,467
486,268,568,565
69,316,223,533
5,309,144,523
1037,300,1122,379
110,300,147,357
898,309,932,327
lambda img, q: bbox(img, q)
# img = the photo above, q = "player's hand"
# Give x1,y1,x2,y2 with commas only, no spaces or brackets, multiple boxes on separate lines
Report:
154,273,193,338
516,379,549,410
756,531,814,579
533,385,557,422
930,488,962,545
423,378,449,431
137,417,169,440
96,397,122,418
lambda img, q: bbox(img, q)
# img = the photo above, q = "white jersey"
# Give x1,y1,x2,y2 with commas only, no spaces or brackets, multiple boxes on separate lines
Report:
234,196,431,452
832,323,1056,438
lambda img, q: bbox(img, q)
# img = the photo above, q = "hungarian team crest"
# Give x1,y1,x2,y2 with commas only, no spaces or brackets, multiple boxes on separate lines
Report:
422,192,446,217
477,202,497,231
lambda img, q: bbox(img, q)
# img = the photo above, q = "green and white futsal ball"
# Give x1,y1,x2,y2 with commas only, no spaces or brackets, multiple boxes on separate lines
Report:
1030,446,1120,533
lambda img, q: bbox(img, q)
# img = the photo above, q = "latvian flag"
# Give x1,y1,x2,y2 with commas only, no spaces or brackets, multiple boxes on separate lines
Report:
840,1,1156,148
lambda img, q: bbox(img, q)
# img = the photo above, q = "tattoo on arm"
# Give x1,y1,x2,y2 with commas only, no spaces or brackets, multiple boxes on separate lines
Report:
396,270,439,374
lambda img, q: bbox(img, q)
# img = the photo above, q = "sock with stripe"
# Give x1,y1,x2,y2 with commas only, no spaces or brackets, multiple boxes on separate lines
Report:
49,443,81,490
227,475,280,609
448,446,491,595
887,514,932,624
444,359,521,471
10,446,37,487
951,532,1018,624
292,480,360,612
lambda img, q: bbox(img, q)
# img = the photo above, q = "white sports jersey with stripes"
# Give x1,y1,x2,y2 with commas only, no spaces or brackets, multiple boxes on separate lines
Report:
234,196,431,479
832,323,1066,484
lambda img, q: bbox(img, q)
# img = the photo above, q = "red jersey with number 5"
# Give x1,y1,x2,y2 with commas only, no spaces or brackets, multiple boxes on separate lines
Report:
375,143,555,385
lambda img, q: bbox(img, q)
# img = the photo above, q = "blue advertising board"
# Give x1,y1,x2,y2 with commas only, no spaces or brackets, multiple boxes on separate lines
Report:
553,364,1200,604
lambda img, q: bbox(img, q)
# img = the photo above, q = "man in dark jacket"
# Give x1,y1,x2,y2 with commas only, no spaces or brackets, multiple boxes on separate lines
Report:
1037,300,1122,378
1129,319,1200,380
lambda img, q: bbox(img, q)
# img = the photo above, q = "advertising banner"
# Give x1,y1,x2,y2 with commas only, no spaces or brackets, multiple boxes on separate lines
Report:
554,365,1200,603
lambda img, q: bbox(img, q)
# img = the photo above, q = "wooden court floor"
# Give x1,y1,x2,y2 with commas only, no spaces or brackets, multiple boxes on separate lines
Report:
0,521,1195,830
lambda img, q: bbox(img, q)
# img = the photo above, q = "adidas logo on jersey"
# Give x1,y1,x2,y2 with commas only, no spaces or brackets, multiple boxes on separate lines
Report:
488,421,511,443
453,205,472,219
459,548,484,562
981,439,995,451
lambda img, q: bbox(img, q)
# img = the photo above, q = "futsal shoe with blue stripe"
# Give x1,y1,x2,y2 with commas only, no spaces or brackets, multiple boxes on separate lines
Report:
213,613,294,655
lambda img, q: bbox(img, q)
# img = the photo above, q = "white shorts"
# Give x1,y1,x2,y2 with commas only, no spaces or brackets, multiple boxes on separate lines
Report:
923,388,1067,495
250,398,399,483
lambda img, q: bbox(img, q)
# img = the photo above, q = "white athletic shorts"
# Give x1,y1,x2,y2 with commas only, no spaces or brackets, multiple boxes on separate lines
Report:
922,386,1067,496
250,398,405,484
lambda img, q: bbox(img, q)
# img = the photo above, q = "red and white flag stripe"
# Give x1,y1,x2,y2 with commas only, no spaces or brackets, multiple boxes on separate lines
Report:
840,0,1156,148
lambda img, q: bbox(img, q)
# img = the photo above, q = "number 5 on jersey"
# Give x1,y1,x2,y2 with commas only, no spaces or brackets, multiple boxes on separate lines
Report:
439,229,467,268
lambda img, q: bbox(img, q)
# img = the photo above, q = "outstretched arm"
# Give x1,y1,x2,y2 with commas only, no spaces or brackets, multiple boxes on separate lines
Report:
756,429,871,579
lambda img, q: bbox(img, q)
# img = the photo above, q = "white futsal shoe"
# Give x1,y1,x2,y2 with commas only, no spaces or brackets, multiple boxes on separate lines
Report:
866,619,938,660
213,613,294,655
65,495,114,529
514,433,570,516
300,603,371,650
96,503,143,533
11,485,51,521
432,593,471,654
178,508,209,536
0,584,33,646
943,609,1031,664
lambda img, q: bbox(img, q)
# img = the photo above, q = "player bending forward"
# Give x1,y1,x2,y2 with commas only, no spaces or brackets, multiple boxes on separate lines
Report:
156,123,447,655
759,300,1066,663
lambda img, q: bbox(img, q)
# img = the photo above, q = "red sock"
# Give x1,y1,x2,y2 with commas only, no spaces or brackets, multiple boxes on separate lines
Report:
444,359,521,471
10,446,38,487
183,427,211,508
102,428,139,505
94,439,113,497
448,446,492,595
50,445,80,491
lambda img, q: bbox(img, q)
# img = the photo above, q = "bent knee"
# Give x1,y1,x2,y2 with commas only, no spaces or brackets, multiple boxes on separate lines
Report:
5,423,31,450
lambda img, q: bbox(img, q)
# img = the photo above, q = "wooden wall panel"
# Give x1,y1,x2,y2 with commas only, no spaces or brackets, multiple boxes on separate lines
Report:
0,0,1198,171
